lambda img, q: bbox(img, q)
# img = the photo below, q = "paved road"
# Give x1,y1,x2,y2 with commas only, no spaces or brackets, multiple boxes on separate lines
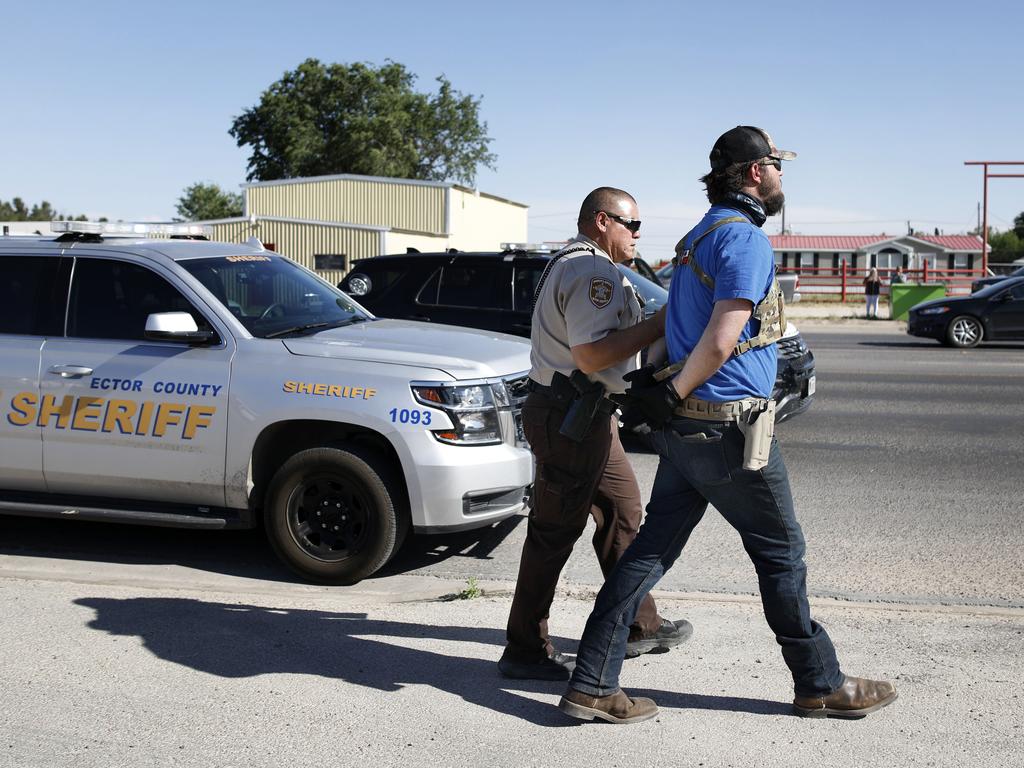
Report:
400,321,1024,607
2,323,1020,608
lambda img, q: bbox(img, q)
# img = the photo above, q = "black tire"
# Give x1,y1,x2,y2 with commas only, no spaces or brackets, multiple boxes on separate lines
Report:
264,446,407,585
945,315,983,348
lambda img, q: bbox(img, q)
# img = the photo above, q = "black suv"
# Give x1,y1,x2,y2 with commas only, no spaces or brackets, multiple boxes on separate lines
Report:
971,264,1024,293
340,248,815,422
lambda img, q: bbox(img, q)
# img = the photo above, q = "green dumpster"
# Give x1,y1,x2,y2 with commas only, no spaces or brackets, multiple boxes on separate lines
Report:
890,283,946,321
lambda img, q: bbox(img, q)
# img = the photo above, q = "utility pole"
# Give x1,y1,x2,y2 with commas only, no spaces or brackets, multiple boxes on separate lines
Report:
965,161,1024,274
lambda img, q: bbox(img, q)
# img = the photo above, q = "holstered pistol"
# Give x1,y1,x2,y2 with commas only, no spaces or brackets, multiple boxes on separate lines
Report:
738,400,775,471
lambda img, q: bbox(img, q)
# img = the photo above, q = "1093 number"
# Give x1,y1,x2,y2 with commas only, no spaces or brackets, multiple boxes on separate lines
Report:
389,408,432,425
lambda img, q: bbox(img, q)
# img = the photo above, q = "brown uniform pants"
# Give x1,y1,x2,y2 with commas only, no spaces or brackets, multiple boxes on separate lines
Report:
504,391,660,661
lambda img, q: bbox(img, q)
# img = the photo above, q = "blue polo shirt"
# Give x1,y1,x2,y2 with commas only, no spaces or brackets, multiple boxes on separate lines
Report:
665,206,777,401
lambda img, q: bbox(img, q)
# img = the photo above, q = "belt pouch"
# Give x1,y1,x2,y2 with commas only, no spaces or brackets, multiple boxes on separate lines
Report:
737,400,775,471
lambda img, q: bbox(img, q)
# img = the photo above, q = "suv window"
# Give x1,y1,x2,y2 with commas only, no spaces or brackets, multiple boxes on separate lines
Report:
426,263,502,309
0,255,69,336
181,255,368,338
512,263,546,312
67,258,213,341
348,262,407,298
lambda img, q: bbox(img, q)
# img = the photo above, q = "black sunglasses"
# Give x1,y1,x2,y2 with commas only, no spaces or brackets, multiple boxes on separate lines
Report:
596,211,642,233
760,155,782,171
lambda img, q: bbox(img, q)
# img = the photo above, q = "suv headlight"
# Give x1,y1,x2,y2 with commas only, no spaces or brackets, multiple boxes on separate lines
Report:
412,381,510,446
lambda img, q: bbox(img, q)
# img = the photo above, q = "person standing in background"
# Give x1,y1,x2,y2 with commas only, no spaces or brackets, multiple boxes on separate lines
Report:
864,267,882,318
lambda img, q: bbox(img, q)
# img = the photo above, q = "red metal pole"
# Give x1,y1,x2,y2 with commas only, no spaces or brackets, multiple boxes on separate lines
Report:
964,161,1024,275
983,164,989,274
841,259,846,302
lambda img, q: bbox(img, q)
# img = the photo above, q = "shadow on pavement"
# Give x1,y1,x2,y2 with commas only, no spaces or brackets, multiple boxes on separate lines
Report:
378,514,525,577
73,596,789,723
0,510,525,584
74,596,574,726
0,515,299,582
630,687,793,717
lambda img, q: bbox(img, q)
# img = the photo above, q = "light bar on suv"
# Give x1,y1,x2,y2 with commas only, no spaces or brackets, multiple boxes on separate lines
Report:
51,221,213,238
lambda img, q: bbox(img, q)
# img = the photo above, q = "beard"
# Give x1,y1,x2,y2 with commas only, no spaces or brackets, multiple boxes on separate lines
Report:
757,177,785,217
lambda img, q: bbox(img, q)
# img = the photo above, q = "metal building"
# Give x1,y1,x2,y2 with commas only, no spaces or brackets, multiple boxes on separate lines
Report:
203,174,528,284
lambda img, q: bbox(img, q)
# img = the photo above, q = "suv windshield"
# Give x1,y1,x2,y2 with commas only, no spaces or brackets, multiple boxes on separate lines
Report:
180,255,371,338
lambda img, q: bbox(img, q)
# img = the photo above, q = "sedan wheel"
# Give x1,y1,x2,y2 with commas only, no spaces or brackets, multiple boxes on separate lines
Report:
946,315,983,348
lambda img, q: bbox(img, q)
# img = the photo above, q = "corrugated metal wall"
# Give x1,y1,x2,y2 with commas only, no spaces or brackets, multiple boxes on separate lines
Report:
246,178,447,234
208,219,383,286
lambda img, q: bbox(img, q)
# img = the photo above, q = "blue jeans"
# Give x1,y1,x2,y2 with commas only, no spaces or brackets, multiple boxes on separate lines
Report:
569,417,845,698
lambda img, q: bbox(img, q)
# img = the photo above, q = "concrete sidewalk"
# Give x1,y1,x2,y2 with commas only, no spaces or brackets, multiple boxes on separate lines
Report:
1,566,1020,768
786,299,901,323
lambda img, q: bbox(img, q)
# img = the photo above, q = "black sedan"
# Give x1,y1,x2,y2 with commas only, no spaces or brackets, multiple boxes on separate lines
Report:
907,276,1024,347
971,264,1024,293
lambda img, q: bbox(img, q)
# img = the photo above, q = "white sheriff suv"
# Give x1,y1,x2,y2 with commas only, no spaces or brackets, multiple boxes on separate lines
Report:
0,223,533,583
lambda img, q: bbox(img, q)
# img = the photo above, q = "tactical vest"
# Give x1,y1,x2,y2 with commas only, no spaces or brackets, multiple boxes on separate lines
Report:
676,216,785,354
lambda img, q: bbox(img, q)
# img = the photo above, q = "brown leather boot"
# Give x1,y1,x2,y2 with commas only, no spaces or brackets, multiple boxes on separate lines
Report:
793,675,898,718
558,688,658,724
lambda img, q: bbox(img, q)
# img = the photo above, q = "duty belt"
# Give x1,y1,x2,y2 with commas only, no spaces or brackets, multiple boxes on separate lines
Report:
675,396,769,421
527,378,618,414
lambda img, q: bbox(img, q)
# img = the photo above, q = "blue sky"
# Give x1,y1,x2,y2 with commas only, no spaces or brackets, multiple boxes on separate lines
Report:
3,0,1022,263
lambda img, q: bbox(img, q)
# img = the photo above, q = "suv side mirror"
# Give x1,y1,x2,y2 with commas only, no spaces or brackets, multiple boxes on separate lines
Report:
145,312,217,344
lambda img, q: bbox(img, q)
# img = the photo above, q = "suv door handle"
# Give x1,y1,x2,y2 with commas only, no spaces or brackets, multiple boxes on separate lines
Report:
47,364,94,378
407,315,431,322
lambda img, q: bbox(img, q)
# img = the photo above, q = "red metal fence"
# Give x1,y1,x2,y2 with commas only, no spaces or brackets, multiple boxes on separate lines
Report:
779,263,981,300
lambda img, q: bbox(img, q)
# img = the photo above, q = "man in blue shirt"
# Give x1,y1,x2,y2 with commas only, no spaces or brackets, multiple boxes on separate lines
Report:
557,126,898,724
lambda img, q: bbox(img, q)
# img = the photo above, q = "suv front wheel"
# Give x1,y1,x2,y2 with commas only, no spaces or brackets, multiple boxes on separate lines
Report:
264,446,407,584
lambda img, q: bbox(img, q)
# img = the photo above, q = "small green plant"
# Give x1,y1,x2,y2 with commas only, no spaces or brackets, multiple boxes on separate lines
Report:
456,577,482,600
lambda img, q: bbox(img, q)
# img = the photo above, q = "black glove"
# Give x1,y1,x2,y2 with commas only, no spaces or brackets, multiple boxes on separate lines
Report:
623,363,659,389
621,366,680,428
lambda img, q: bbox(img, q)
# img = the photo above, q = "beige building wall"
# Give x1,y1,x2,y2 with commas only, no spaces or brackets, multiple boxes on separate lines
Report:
380,230,450,257
446,187,528,251
205,174,531,276
244,175,447,235
207,217,385,286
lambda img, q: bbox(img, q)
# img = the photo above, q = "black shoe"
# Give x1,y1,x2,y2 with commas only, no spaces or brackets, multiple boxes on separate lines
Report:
498,650,575,680
625,618,694,659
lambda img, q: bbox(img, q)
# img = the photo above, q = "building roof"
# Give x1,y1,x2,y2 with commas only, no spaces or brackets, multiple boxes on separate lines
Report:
767,234,985,252
241,173,528,208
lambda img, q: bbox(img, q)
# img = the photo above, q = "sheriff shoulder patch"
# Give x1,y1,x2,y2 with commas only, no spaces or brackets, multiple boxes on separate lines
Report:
589,277,614,308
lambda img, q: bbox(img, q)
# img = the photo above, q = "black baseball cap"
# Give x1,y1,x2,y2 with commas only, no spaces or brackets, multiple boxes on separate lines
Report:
709,126,796,171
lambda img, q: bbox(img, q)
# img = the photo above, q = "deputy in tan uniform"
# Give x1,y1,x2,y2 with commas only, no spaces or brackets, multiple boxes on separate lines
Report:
498,187,692,680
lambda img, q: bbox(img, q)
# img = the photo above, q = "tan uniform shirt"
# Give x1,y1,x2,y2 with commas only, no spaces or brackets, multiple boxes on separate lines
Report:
529,234,643,395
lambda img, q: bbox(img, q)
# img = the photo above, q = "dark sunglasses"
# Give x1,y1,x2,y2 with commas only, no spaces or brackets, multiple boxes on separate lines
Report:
596,211,642,233
760,155,782,171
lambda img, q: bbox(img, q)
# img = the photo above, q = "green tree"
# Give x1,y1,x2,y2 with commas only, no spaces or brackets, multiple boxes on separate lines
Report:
1014,211,1024,240
0,197,93,221
988,228,1022,263
175,182,243,221
229,59,496,185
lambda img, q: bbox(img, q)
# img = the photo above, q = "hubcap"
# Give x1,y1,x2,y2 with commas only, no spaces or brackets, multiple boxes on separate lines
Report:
952,318,980,345
286,475,373,562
